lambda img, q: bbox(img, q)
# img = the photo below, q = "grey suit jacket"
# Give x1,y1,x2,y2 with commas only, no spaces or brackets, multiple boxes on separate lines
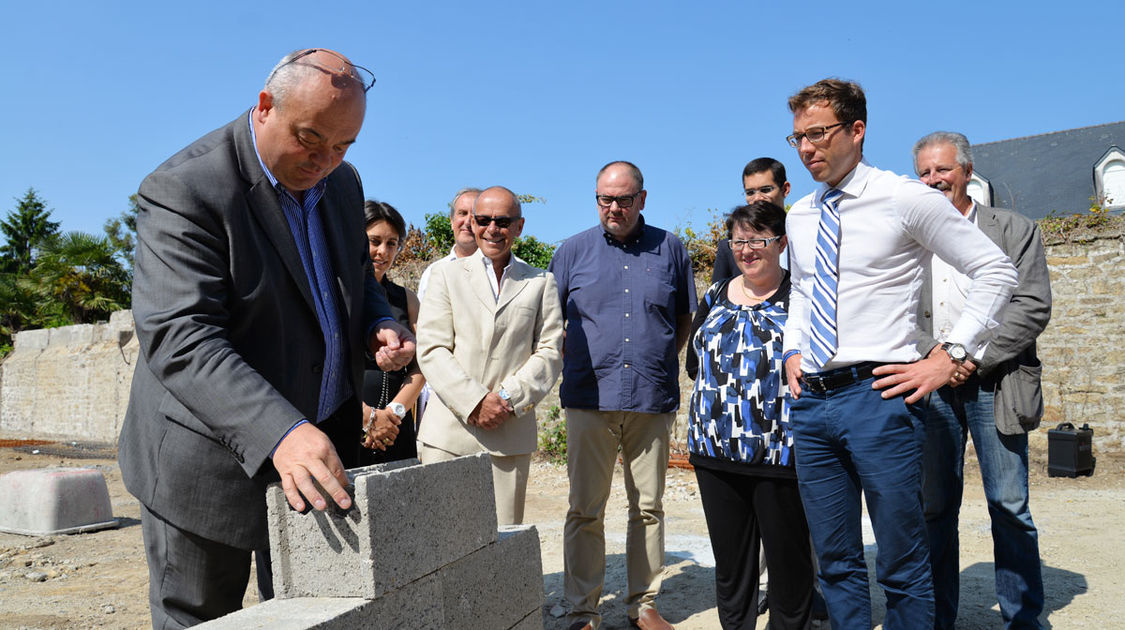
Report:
416,255,563,456
118,112,390,549
918,204,1052,433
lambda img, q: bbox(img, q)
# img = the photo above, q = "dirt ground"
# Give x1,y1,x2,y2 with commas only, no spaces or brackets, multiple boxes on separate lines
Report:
0,437,1121,630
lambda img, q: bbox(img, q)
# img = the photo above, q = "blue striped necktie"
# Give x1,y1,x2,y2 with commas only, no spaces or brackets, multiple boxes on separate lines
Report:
810,188,844,369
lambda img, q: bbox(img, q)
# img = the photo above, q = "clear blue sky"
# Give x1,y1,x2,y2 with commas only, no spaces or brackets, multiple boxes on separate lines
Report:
3,1,1121,246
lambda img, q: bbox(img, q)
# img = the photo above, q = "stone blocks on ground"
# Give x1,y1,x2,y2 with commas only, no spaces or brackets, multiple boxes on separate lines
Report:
268,453,498,599
441,525,544,630
193,583,446,630
510,610,546,630
0,467,118,535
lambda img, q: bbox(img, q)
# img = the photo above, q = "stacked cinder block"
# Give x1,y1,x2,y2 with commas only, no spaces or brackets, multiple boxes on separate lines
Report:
197,453,544,630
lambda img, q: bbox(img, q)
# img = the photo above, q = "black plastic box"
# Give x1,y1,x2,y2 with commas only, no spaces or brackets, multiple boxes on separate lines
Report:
1047,422,1095,477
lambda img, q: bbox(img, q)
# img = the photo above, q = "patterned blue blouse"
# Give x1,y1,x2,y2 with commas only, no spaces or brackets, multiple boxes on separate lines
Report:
687,274,794,469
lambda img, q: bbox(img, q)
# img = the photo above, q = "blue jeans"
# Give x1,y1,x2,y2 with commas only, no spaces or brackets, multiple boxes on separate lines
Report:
923,379,1044,629
791,373,933,630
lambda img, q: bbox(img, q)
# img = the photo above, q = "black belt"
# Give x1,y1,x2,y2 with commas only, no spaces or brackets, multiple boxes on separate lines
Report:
800,362,885,394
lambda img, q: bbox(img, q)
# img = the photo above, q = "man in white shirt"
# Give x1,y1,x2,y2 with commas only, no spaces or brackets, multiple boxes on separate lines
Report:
913,131,1050,630
417,187,481,298
781,79,1018,629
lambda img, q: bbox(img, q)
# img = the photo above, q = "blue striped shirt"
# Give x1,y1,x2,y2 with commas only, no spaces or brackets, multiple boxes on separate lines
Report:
249,114,350,422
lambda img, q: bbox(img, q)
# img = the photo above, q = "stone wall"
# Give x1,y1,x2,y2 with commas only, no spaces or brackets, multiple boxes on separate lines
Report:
1038,226,1125,450
1,226,1124,453
0,310,138,442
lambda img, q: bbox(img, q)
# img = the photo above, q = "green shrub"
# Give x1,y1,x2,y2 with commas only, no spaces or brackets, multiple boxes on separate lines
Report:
536,404,566,465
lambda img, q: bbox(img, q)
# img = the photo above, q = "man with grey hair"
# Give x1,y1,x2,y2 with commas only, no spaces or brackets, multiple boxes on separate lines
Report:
913,130,1050,630
417,187,482,298
119,48,413,628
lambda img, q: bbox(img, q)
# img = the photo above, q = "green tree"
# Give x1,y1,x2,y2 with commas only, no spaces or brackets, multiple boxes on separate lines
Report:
28,231,131,325
676,209,727,273
423,212,454,254
104,194,139,270
0,273,41,356
513,235,556,269
0,188,60,273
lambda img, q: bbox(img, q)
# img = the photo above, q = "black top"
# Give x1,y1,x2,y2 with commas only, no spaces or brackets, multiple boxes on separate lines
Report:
358,275,418,465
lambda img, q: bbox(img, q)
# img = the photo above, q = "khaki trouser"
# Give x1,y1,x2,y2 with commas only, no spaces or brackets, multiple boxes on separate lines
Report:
563,409,674,628
417,441,531,526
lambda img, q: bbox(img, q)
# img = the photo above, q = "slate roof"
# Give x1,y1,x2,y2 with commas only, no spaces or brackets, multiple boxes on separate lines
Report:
971,121,1125,220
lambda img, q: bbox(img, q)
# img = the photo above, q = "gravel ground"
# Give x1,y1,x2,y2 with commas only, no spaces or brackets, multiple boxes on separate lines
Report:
0,438,1121,629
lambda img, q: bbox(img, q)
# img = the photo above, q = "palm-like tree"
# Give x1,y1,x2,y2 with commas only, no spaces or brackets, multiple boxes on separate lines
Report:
29,232,131,325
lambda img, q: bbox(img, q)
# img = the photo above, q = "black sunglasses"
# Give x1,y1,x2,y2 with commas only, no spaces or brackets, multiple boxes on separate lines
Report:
473,215,520,229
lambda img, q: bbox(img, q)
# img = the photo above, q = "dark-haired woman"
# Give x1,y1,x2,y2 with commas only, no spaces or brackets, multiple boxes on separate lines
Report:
359,200,423,464
687,201,814,629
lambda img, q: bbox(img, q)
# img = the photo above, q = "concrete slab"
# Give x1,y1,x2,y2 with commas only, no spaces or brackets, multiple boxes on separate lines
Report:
269,453,497,599
509,609,545,630
439,525,544,630
0,468,118,536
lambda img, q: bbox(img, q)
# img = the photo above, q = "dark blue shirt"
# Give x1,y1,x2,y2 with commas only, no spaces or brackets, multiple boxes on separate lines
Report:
249,114,349,422
549,218,696,413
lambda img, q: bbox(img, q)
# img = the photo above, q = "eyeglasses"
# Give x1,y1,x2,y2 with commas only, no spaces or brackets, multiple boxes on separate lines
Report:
786,121,851,147
595,194,641,209
268,48,377,93
731,235,783,250
473,215,520,229
744,185,778,198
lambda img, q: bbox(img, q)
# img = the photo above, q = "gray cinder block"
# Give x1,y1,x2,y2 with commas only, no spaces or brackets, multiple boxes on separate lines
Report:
439,525,544,630
0,468,118,536
268,454,497,599
508,609,545,630
193,574,444,630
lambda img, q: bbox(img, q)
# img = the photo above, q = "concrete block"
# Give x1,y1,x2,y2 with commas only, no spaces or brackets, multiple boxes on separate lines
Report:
439,525,544,630
48,324,95,348
0,468,118,536
509,609,545,630
194,574,444,630
12,328,50,351
269,453,497,599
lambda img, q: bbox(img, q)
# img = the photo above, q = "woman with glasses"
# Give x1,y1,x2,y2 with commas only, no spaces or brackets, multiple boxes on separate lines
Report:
358,200,424,465
686,201,814,629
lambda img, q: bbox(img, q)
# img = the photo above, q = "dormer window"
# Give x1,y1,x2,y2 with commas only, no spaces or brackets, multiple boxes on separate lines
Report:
967,171,992,207
1094,146,1125,210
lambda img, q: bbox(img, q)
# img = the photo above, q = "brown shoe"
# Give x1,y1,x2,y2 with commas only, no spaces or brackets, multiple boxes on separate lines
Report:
630,608,674,630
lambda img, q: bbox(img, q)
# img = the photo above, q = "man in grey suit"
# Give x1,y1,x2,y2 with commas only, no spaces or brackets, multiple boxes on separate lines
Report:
913,131,1051,630
119,49,414,629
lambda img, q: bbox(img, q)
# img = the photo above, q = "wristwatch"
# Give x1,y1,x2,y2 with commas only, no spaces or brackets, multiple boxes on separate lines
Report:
386,402,407,419
941,342,968,364
498,389,512,403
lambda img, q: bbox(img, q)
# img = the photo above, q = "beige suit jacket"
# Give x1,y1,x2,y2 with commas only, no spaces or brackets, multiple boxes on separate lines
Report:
417,254,564,456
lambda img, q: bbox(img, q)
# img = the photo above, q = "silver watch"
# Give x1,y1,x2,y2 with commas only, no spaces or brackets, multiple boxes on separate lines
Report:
498,389,511,402
941,342,968,363
386,402,407,419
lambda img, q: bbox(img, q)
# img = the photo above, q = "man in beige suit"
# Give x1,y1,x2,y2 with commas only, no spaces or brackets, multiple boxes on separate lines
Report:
417,186,564,525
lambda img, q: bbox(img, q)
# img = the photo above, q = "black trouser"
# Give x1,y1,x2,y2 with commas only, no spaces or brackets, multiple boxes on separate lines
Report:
140,505,272,629
695,466,814,630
